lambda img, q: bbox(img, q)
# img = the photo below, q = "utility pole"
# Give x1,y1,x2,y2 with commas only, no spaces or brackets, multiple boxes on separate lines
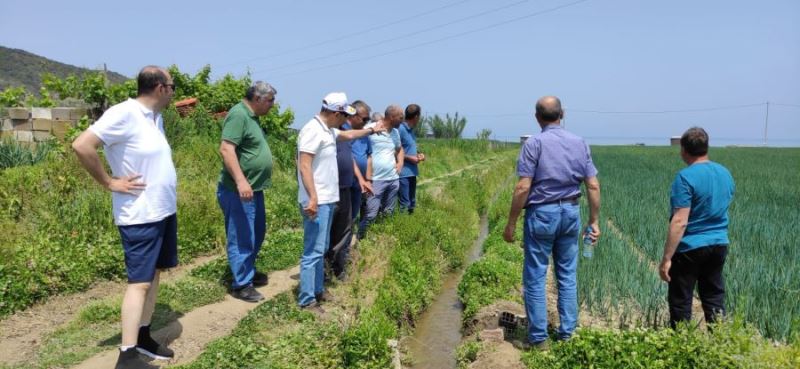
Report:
763,101,770,147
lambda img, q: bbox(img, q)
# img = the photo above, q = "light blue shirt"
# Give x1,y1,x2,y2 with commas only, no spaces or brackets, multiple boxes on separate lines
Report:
517,124,598,206
398,122,419,178
670,161,735,253
366,122,401,181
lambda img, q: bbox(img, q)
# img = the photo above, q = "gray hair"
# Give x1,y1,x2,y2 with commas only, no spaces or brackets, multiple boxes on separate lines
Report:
245,81,277,101
385,104,403,118
371,112,384,122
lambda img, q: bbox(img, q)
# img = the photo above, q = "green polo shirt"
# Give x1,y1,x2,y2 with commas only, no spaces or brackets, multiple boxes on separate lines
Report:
219,102,273,191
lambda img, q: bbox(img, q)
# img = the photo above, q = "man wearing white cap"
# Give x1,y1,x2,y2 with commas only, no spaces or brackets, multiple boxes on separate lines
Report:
296,92,384,312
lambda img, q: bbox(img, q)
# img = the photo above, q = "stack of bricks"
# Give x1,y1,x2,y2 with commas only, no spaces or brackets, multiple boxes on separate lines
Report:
1,107,87,146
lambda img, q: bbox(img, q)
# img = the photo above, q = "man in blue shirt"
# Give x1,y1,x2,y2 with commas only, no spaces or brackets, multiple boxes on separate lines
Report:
503,96,601,350
398,104,426,214
349,101,373,225
659,127,735,329
326,100,372,280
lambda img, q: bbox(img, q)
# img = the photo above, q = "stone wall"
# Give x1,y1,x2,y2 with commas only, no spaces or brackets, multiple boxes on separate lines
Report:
1,107,87,145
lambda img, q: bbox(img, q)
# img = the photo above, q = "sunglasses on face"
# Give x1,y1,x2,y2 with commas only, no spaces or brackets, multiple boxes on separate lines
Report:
161,83,175,91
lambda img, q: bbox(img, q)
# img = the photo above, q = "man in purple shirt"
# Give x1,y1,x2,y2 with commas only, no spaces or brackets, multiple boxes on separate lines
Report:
503,96,601,350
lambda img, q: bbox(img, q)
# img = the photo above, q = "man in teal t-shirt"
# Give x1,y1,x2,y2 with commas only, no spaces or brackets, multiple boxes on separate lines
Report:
217,81,276,302
659,127,735,329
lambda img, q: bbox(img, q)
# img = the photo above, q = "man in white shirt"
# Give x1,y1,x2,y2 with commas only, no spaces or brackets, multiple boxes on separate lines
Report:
296,92,383,312
72,66,177,369
357,105,405,240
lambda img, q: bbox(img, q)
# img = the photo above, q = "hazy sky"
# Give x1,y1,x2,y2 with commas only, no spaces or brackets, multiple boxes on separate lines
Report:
1,0,798,145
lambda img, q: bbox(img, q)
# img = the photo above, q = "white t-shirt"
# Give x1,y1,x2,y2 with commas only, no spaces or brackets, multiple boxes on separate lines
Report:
296,116,340,206
88,99,178,226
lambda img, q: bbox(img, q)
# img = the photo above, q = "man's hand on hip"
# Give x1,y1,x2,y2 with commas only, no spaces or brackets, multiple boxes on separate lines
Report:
108,174,146,195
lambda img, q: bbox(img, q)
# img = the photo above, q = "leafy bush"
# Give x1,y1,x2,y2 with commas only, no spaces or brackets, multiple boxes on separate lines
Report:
0,86,27,107
522,321,800,369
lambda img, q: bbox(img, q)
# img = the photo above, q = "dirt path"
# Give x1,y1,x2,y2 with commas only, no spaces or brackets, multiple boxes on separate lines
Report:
71,266,299,369
0,254,218,366
417,157,496,186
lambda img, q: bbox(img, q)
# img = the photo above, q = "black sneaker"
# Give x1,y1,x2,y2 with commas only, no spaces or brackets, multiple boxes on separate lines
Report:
253,271,269,287
231,285,264,302
137,325,174,360
115,348,159,369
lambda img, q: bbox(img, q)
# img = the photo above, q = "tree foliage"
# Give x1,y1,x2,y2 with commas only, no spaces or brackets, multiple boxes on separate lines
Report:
424,112,467,139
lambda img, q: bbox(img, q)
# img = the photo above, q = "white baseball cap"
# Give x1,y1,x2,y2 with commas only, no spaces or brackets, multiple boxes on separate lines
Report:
322,92,357,116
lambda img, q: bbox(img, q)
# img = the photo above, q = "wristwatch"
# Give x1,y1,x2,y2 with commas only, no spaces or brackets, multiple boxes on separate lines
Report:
368,127,375,135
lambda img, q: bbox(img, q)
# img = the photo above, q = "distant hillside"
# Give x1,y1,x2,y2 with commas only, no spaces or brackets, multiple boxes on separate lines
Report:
0,46,129,92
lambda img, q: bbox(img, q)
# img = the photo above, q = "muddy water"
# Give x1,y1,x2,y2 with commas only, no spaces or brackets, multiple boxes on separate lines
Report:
407,214,490,369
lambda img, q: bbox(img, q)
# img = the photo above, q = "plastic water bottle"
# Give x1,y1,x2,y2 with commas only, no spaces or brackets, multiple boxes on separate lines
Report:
582,226,594,258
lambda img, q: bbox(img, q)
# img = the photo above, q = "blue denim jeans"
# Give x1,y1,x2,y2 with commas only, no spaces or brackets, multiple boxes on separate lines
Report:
399,176,417,214
216,184,265,289
298,203,336,306
522,202,580,343
358,179,399,239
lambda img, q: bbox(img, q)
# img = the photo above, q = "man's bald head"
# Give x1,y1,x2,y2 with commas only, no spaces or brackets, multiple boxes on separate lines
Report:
535,96,563,124
137,65,171,96
385,104,404,126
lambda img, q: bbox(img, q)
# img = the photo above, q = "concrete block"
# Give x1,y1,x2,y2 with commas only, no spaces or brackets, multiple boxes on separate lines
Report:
51,107,72,121
33,131,52,142
51,121,74,140
69,108,89,120
31,108,52,120
7,108,30,120
15,130,34,142
0,130,14,139
12,120,32,131
1,119,11,131
478,328,505,343
32,119,53,132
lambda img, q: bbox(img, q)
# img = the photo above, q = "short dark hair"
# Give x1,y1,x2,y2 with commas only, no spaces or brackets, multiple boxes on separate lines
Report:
680,127,709,156
137,66,168,96
405,104,421,120
352,100,371,114
535,97,563,122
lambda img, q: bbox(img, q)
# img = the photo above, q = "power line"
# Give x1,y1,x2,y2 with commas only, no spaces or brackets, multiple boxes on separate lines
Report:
772,102,800,108
217,0,474,69
251,0,531,74
453,102,768,118
569,102,766,114
272,0,591,79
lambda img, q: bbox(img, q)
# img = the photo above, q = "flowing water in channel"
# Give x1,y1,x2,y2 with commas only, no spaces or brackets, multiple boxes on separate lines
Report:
407,213,490,369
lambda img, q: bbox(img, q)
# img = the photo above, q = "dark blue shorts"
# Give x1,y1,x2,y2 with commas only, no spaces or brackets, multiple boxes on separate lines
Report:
118,213,179,283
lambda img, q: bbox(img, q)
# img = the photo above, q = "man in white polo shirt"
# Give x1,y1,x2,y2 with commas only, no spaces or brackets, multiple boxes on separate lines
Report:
72,66,177,369
296,92,383,312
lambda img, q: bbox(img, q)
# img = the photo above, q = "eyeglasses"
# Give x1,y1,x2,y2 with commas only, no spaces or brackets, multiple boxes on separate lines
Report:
359,115,370,122
162,83,175,91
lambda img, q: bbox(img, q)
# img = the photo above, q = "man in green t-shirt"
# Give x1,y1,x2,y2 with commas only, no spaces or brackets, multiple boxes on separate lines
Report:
216,81,276,302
